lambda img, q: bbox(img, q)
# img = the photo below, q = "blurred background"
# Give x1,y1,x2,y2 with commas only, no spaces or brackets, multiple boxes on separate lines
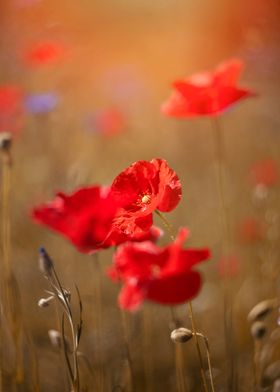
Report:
0,0,280,390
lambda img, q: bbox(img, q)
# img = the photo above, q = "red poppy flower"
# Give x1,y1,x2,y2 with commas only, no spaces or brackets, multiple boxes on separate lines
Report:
0,85,24,134
24,41,65,66
32,186,161,253
161,58,255,117
249,159,279,187
111,159,182,236
108,228,211,311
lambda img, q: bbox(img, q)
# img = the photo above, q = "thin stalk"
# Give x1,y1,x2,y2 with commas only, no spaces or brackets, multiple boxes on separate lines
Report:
253,340,262,389
155,210,175,241
1,149,12,278
1,148,26,387
175,345,186,392
120,310,135,391
211,117,234,390
156,210,208,392
196,333,215,392
170,308,186,392
142,307,154,392
91,254,104,391
188,302,208,392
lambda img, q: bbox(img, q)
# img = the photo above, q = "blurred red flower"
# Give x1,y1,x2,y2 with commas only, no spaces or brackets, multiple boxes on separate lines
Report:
108,228,210,310
161,58,255,117
217,254,240,278
24,41,65,66
111,158,182,236
90,107,126,136
237,217,266,244
0,85,24,134
32,186,161,253
249,158,279,187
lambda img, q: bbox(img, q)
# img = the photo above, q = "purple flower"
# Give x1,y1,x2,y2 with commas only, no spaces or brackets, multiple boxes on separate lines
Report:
25,93,59,114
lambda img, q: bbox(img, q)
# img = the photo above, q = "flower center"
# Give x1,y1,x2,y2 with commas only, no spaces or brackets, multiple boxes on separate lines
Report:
141,194,151,204
151,264,160,278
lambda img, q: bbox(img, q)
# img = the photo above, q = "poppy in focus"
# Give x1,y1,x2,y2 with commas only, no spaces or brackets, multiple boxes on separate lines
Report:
111,158,182,236
32,186,162,253
161,58,255,117
108,228,211,311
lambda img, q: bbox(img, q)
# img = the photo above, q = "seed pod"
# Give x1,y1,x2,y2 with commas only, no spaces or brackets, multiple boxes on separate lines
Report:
248,299,278,322
273,379,280,392
171,328,193,343
262,361,280,387
39,247,53,274
271,328,280,341
251,321,267,340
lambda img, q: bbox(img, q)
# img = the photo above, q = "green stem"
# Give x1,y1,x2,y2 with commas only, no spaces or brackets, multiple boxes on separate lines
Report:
155,210,175,241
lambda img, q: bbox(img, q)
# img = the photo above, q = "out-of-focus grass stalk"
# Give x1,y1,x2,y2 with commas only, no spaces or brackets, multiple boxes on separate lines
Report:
156,210,208,392
0,135,24,388
120,310,135,391
142,307,154,391
188,302,209,392
0,134,40,391
91,254,104,391
211,118,235,389
170,308,186,392
196,333,215,392
1,139,12,278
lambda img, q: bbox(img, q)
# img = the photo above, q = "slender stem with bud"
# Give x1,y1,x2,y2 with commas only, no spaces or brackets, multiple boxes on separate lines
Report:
156,210,209,392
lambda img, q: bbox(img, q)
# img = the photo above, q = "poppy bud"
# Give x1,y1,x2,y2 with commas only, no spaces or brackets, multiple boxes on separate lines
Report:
273,379,280,392
251,321,267,340
39,247,53,274
262,361,280,387
170,328,193,343
247,299,278,322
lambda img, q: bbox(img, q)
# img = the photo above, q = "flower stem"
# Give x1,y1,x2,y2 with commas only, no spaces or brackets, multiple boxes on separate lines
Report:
91,254,104,391
120,310,135,391
211,117,235,389
142,307,154,391
155,210,175,241
1,148,12,278
170,308,186,392
156,211,208,391
188,302,209,392
196,333,216,392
